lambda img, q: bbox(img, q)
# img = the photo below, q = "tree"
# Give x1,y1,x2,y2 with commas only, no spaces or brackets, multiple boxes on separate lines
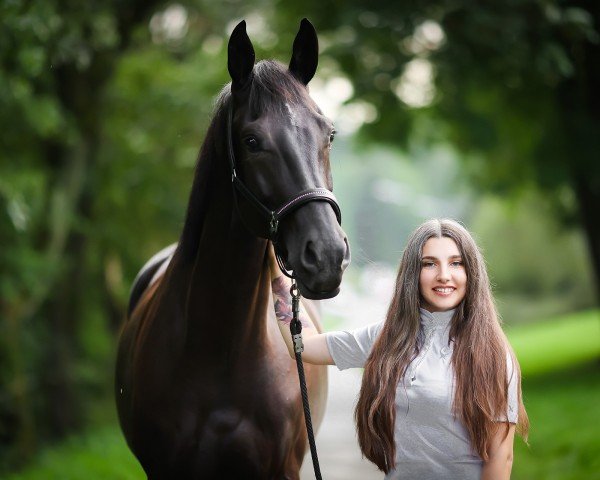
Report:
0,0,292,467
0,0,169,465
277,0,600,301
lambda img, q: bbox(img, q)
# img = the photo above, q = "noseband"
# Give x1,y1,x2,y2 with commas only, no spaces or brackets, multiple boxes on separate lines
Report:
226,102,342,246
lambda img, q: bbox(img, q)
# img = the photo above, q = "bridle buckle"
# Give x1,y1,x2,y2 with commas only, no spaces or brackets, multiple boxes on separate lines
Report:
269,212,279,237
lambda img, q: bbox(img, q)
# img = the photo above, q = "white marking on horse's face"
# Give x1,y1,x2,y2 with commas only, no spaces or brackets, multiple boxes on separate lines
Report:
285,102,299,127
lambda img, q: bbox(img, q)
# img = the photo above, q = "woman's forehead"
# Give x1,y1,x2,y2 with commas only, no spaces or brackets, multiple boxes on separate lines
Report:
421,237,461,258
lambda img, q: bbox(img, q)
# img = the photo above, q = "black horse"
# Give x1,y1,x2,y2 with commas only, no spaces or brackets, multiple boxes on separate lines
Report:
115,19,349,479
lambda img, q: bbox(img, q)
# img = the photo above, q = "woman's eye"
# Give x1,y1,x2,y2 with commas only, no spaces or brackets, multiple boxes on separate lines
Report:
451,261,463,267
422,262,435,268
244,136,260,152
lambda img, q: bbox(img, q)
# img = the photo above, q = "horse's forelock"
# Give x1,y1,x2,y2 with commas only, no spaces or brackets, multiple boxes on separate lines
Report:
250,60,310,115
216,60,312,120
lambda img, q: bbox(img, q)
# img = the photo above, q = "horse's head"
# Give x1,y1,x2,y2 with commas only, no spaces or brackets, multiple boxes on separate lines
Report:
226,19,350,300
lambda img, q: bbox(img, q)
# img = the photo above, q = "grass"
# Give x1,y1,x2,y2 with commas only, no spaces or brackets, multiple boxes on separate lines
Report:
6,309,600,479
506,309,600,480
5,427,144,480
512,363,600,480
506,309,599,377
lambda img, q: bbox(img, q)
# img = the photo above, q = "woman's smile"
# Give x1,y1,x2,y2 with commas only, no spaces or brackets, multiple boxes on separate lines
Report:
432,286,456,296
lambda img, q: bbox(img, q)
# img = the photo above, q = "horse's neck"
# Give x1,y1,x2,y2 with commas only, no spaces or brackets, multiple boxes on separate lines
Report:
172,147,270,357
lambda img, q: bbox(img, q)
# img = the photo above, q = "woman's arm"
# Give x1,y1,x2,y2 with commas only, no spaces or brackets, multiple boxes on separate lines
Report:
268,247,334,365
481,423,516,480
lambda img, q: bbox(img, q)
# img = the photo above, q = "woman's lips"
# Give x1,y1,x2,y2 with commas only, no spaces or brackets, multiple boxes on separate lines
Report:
432,286,456,297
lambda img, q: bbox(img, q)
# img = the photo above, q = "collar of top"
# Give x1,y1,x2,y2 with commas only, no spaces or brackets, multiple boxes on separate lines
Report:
419,307,456,328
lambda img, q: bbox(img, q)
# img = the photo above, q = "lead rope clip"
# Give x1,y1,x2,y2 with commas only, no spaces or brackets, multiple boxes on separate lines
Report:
290,278,304,353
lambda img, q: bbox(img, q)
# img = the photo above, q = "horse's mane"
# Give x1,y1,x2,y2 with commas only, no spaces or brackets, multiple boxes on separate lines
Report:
177,60,312,260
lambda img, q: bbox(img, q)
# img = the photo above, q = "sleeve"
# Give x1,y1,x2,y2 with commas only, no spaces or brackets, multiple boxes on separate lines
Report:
506,352,519,423
497,351,519,423
325,322,384,370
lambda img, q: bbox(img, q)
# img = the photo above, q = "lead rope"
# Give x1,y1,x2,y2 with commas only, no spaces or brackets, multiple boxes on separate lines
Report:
289,276,323,480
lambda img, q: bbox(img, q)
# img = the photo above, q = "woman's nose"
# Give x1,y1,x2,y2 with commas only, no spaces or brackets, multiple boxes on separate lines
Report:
437,266,450,281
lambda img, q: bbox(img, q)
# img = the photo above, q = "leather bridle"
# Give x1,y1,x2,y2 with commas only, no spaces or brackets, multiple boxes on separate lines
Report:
226,102,342,247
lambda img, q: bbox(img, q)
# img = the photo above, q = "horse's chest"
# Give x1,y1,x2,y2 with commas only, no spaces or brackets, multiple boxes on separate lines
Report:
128,340,303,476
159,392,294,477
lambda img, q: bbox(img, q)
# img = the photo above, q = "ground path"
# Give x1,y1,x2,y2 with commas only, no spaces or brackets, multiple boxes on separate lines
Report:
299,278,392,480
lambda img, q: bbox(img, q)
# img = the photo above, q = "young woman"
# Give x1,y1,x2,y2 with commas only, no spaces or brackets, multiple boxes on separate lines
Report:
269,218,529,480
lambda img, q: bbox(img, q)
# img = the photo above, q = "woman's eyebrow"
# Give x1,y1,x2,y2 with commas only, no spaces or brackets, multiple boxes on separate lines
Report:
421,255,462,260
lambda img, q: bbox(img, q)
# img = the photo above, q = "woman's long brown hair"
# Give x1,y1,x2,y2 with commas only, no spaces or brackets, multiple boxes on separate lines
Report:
355,219,529,472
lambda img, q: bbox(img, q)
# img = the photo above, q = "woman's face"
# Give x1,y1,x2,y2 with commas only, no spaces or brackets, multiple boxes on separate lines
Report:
419,236,467,312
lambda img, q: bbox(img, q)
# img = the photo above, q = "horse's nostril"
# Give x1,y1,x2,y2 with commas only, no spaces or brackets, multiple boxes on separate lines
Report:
343,237,351,265
302,240,319,269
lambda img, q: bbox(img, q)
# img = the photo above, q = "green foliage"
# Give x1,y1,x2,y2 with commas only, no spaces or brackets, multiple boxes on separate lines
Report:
280,0,600,190
0,0,293,468
471,192,595,320
473,195,589,296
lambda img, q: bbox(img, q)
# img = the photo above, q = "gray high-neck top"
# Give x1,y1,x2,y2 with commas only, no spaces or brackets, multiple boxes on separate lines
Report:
326,308,518,480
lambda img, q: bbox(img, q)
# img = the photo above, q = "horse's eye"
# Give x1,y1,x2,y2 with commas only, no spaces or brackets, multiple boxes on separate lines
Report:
244,136,260,152
329,129,336,144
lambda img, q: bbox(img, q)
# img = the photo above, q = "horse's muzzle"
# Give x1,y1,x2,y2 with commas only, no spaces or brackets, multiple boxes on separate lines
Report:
296,278,341,300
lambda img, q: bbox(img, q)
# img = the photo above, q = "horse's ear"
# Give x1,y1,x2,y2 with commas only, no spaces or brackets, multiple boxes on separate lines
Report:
228,20,255,93
289,18,318,86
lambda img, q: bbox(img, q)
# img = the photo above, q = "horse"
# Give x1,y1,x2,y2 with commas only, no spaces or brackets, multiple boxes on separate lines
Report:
115,19,350,479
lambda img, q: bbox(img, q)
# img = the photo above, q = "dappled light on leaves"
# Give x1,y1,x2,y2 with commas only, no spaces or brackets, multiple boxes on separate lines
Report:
393,58,435,108
150,4,189,44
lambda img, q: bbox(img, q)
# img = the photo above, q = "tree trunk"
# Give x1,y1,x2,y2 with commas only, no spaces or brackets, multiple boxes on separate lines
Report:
560,0,600,304
2,302,37,466
572,175,600,304
38,140,92,438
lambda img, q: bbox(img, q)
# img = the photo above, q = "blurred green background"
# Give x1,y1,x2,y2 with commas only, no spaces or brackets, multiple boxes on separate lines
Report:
1,0,598,478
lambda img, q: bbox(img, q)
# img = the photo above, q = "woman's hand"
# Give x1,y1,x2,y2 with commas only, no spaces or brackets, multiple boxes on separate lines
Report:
267,242,334,365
